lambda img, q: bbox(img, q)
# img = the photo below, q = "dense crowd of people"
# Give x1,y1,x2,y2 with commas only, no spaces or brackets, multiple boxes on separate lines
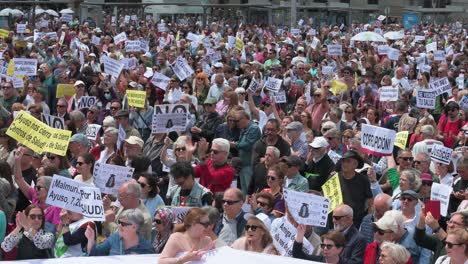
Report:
0,10,466,264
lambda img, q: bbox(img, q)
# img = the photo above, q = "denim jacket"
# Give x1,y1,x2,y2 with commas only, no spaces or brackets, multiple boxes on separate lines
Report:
89,232,154,256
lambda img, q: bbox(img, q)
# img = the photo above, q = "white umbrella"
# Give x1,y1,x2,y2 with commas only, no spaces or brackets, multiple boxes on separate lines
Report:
351,31,387,42
10,9,24,16
384,31,404,40
35,8,45,15
0,8,13,16
45,9,59,17
59,8,74,14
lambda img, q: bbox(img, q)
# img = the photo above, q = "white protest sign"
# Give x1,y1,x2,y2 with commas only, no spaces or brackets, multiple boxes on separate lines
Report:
430,144,453,165
46,32,58,40
327,44,342,56
271,217,314,257
85,124,101,141
379,86,399,101
61,13,73,23
124,15,130,23
328,150,341,164
166,206,191,224
247,78,260,93
157,23,167,32
111,16,116,23
434,50,445,61
310,37,319,49
430,77,451,96
171,56,194,81
77,96,97,109
13,58,37,76
79,186,105,221
79,51,84,65
16,24,26,34
308,29,316,36
377,15,386,21
414,36,425,42
122,57,137,70
227,36,236,49
274,91,287,104
93,162,134,195
104,56,124,78
41,113,65,130
426,42,437,52
116,124,126,150
378,45,389,55
290,28,300,35
125,40,142,53
186,32,200,42
264,77,282,93
416,90,436,109
208,51,222,63
283,189,329,227
11,77,23,89
151,71,171,90
460,96,468,110
113,32,127,45
457,75,465,89
430,183,453,217
202,37,211,48
152,104,189,133
298,19,304,26
387,47,400,61
361,124,396,156
130,15,137,21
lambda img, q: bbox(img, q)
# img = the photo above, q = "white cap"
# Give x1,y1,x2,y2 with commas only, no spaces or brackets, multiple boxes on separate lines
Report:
213,62,223,68
234,87,246,94
309,136,329,149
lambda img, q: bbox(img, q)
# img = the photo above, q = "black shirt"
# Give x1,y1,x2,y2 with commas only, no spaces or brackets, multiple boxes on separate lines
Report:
251,136,291,167
16,166,37,212
339,172,373,227
304,154,336,192
247,163,269,195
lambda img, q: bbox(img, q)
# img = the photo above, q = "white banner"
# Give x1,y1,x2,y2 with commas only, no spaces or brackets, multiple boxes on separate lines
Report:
41,113,65,130
171,56,194,81
113,32,127,45
283,189,329,227
379,86,398,101
271,217,314,257
387,47,400,61
125,40,142,53
416,90,436,109
264,77,282,93
93,162,134,195
16,24,26,34
13,58,38,76
327,44,342,56
152,104,189,133
430,183,453,217
430,77,451,96
77,96,97,109
151,72,171,90
104,56,124,78
430,144,453,165
361,124,396,156
85,124,101,141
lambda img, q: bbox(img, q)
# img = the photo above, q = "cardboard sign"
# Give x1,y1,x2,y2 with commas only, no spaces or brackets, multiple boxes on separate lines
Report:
361,124,396,156
416,90,436,109
430,77,451,96
77,96,97,109
321,173,343,213
127,90,146,108
125,40,142,53
104,56,124,78
270,217,314,257
434,50,445,61
151,72,171,90
171,56,194,81
41,113,65,130
379,86,399,101
387,47,400,61
394,131,409,150
113,32,127,45
264,77,282,93
13,58,38,76
16,24,26,34
430,144,453,165
430,183,453,217
56,84,75,98
93,162,134,195
327,44,342,56
152,104,189,134
85,124,101,141
283,189,329,227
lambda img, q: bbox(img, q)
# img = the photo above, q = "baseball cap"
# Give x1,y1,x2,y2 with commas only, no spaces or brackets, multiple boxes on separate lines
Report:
400,190,419,200
286,121,303,131
373,210,403,233
235,87,246,94
69,133,89,146
74,80,85,87
204,97,217,105
309,136,329,149
213,62,223,68
420,173,433,182
124,136,144,149
114,110,130,118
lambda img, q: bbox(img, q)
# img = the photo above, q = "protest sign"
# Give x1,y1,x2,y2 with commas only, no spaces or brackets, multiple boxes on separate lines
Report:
328,150,341,164
0,29,9,38
290,28,300,35
41,113,65,130
124,15,130,23
434,50,445,61
6,60,14,76
117,124,126,150
430,183,453,217
321,173,342,213
378,45,389,55
457,75,465,89
122,57,137,70
395,131,409,150
166,206,191,224
416,90,436,109
130,15,137,21
361,124,396,156
77,96,97,109
157,23,167,32
152,104,189,134
414,35,425,42
283,189,329,227
235,37,243,52
227,36,236,49
16,24,26,34
104,56,124,78
85,124,101,141
322,66,334,75
151,72,171,90
247,78,260,93
387,47,400,61
11,77,23,89
208,51,222,63
202,37,211,48
91,36,100,45
310,37,319,49
264,77,282,93
79,186,105,221
93,162,135,195
113,32,127,45
171,56,194,81
125,40,142,53
430,77,451,96
430,144,453,165
13,58,37,76
379,86,398,101
56,84,75,98
308,29,316,35
61,13,73,23
460,96,468,110
127,90,146,108
327,44,342,56
46,32,58,40
274,91,287,103
271,217,314,257
426,42,437,52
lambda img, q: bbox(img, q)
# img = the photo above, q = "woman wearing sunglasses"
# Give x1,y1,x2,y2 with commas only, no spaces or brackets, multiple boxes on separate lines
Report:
231,216,277,255
42,152,71,178
435,228,468,264
85,208,153,255
159,208,214,264
293,224,346,264
137,172,165,221
261,164,286,217
152,208,176,254
1,205,54,260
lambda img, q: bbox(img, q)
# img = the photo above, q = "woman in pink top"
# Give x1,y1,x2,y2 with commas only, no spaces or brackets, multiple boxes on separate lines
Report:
309,87,330,132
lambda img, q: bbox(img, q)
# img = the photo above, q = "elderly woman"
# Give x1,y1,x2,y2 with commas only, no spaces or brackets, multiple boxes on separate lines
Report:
379,241,411,264
159,208,213,264
231,216,277,254
85,208,153,255
1,205,55,260
95,127,119,164
435,228,468,264
137,173,164,221
152,208,176,253
161,135,191,196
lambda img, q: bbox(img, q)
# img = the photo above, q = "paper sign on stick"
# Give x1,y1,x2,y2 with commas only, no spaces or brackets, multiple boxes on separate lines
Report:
151,72,171,90
85,124,101,141
416,90,436,109
264,77,282,93
321,173,343,213
394,131,409,149
56,84,75,98
379,86,398,101
430,183,453,217
361,124,396,156
327,45,342,56
283,189,329,227
430,77,451,96
152,104,189,134
127,90,147,108
430,144,453,165
93,162,134,195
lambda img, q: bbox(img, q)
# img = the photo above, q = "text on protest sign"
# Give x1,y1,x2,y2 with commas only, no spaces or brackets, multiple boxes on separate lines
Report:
283,189,329,227
113,32,127,44
152,104,189,134
361,124,396,156
459,96,468,110
0,29,9,39
270,217,314,257
379,86,399,101
416,90,436,109
104,56,124,78
247,78,260,93
264,77,282,93
430,77,451,96
85,124,101,141
394,131,409,150
171,56,194,81
127,90,147,108
125,40,142,53
46,175,105,221
13,58,37,76
430,183,453,217
6,111,71,156
122,57,137,70
91,36,101,45
77,96,97,109
56,84,75,98
322,66,334,75
430,144,453,165
321,173,343,213
16,24,26,34
378,45,389,55
165,207,191,224
274,91,287,104
434,50,446,61
41,113,65,130
327,45,342,56
387,48,400,61
151,72,171,90
61,13,73,23
93,162,135,195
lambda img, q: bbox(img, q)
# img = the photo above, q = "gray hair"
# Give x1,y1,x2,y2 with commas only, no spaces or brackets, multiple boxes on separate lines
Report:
380,242,411,264
57,98,68,108
120,208,145,230
340,204,354,218
330,106,343,118
38,176,53,190
103,116,116,128
105,127,119,136
324,128,341,138
266,146,280,159
213,138,230,153
202,206,220,225
416,152,431,162
420,125,434,137
401,169,421,191
125,179,142,199
70,110,86,122
174,135,187,147
215,73,224,80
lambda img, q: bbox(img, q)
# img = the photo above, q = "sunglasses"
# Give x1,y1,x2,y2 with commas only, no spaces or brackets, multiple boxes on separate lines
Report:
204,104,213,107
46,155,57,160
35,186,45,191
222,199,240,205
110,107,119,110
345,111,353,114
29,214,44,220
175,147,186,152
320,243,335,250
313,94,321,97
76,161,85,166
257,201,268,207
267,176,277,181
138,182,147,188
198,221,211,228
399,196,415,202
154,219,163,225
446,241,463,249
118,220,133,227
57,105,67,108
399,157,414,161
2,86,12,89
245,225,259,231
374,229,392,236
332,215,347,221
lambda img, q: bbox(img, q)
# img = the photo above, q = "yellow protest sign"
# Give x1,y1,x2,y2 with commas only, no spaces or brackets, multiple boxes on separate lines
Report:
322,173,343,213
6,60,14,76
126,90,147,108
56,84,75,98
0,29,9,39
331,79,348,95
47,127,72,156
395,131,409,149
235,37,243,52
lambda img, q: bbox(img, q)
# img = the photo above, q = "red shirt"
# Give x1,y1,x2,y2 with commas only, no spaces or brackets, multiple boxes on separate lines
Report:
194,159,235,193
438,114,466,147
